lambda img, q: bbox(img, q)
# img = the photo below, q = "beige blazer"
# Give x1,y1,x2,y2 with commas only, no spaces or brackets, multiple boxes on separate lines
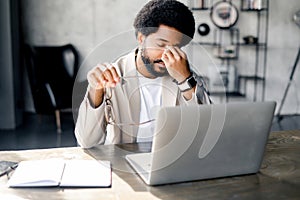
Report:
75,49,210,148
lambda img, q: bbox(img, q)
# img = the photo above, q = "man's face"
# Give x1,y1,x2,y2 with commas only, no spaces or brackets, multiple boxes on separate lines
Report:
138,25,184,77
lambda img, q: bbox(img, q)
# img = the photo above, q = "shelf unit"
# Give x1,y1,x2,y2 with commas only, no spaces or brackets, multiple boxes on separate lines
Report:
189,0,269,101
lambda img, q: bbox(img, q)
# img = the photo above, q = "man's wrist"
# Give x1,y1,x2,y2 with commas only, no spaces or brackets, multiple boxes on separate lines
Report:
88,86,104,108
175,74,197,92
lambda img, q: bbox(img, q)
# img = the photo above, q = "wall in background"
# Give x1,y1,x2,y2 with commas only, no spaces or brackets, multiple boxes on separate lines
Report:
266,0,300,114
0,0,22,129
20,0,300,115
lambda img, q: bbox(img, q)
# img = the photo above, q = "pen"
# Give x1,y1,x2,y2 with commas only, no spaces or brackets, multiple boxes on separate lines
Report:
5,164,18,178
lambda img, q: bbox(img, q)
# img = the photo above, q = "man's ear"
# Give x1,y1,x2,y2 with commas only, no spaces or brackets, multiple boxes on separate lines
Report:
137,32,145,45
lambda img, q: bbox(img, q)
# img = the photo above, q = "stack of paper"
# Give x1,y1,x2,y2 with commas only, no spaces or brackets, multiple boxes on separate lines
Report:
7,159,111,188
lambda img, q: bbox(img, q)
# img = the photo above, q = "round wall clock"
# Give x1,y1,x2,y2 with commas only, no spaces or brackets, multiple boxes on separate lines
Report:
210,1,239,29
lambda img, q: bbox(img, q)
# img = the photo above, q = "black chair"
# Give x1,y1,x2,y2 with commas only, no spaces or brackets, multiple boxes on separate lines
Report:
24,44,79,133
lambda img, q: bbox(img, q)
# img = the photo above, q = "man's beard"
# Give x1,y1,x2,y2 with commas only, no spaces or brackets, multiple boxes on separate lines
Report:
140,47,169,77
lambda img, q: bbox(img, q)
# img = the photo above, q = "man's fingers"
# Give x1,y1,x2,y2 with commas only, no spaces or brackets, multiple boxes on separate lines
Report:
87,63,120,89
93,66,103,79
102,70,116,87
110,67,120,83
96,63,107,72
104,63,120,86
173,46,186,58
166,46,181,61
104,63,120,83
87,71,102,89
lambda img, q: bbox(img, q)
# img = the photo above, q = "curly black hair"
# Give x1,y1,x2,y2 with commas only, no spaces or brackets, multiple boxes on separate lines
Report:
133,0,195,46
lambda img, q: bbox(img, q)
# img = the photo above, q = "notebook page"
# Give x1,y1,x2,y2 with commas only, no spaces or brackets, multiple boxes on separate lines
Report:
7,159,65,187
60,160,111,187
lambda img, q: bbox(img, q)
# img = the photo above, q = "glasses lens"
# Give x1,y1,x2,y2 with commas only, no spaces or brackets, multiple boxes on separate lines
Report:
105,100,115,124
105,87,112,99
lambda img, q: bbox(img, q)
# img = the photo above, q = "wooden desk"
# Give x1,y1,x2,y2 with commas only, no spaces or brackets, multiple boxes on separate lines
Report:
0,130,299,200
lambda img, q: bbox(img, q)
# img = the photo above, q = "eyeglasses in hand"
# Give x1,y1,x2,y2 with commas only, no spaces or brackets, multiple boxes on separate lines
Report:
104,76,156,127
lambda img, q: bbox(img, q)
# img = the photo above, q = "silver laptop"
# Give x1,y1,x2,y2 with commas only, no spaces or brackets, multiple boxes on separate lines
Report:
125,101,276,186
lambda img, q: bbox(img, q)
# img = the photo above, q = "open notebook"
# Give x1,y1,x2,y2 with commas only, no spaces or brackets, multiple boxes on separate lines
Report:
7,159,111,188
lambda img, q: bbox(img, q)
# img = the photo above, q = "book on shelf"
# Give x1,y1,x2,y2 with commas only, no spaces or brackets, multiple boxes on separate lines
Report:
7,159,111,188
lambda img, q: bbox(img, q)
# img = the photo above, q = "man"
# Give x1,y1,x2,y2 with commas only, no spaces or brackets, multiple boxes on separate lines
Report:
75,0,211,148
